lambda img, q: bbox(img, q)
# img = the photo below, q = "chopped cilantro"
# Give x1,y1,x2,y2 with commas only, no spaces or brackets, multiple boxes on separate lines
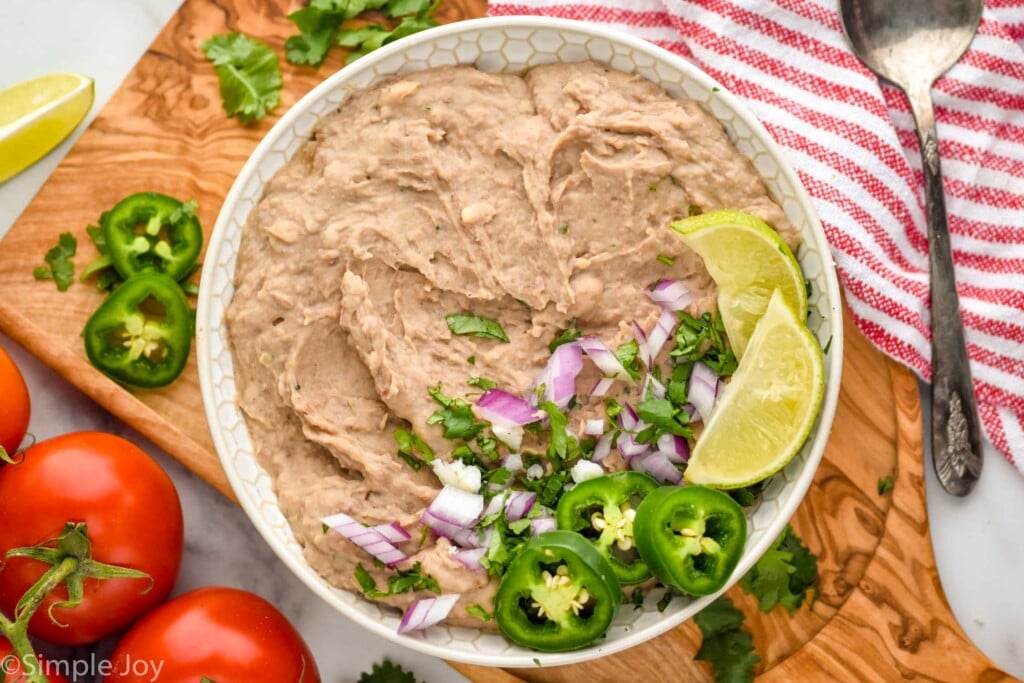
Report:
321,522,330,534
540,401,574,464
394,428,434,469
694,596,760,683
521,469,570,509
467,376,497,390
648,183,658,193
559,222,569,234
823,335,833,355
358,659,420,683
671,311,737,377
656,253,675,266
427,385,486,440
629,589,645,610
877,475,894,495
467,354,476,365
80,216,122,291
635,397,691,441
34,232,77,291
739,525,818,615
466,603,493,621
201,33,282,124
548,322,582,352
354,562,439,599
805,279,813,299
614,340,642,379
445,313,509,342
604,398,623,420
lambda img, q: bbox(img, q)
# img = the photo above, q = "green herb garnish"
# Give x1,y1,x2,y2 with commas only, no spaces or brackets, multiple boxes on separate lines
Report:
427,385,486,440
358,659,420,683
466,603,493,621
877,475,894,495
739,524,818,615
34,232,77,291
201,33,282,124
694,596,760,683
354,561,439,599
445,313,509,342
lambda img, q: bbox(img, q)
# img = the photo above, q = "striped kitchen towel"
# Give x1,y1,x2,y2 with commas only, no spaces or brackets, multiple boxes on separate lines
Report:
488,0,1024,474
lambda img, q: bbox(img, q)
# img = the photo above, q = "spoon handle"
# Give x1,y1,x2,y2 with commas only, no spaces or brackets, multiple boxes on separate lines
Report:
907,84,983,496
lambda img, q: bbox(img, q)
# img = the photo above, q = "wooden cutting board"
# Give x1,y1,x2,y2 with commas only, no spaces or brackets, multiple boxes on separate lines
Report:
0,0,1011,680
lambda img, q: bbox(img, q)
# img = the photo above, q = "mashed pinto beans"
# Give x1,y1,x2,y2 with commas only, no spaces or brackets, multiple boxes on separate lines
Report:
225,61,799,628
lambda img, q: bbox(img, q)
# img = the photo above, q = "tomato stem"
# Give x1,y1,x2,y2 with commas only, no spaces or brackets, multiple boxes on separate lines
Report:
0,556,77,683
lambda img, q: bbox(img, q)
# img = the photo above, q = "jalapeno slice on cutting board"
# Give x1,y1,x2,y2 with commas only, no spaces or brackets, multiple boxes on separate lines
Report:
555,472,659,585
494,530,621,652
83,272,193,388
633,485,747,596
102,192,202,281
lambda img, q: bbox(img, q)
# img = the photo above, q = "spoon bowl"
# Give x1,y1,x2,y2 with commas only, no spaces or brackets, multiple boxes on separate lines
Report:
840,0,985,497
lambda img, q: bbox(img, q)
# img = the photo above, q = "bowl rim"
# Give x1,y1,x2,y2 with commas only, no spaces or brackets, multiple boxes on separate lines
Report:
197,14,844,668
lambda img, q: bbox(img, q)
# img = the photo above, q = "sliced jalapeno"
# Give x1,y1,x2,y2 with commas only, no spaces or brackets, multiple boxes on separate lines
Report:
494,530,621,652
82,272,193,388
555,472,659,585
102,192,202,281
633,485,747,596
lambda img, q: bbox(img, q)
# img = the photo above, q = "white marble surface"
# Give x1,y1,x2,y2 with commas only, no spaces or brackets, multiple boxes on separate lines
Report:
1,1,1022,680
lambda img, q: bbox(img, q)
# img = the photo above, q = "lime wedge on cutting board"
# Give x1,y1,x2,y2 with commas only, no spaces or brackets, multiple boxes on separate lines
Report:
684,289,824,488
0,72,94,184
672,209,807,359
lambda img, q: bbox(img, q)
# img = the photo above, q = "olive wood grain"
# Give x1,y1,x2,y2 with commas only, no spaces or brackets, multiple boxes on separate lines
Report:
0,1,1009,680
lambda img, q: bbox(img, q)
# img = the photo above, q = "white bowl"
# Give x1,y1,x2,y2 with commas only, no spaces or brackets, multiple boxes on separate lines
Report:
197,16,843,668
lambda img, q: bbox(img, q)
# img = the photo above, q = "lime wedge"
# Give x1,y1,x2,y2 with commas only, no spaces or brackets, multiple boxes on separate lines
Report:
672,210,806,359
0,72,94,184
683,289,824,489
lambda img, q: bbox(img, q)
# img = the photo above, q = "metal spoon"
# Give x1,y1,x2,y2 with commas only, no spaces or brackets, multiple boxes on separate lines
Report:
840,0,984,496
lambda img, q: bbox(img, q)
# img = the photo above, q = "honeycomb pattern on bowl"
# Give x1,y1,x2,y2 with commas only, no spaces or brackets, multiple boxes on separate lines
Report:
195,17,843,669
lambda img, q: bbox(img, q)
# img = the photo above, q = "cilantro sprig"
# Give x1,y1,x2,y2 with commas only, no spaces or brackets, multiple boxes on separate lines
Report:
445,313,510,342
739,525,818,615
201,33,282,125
33,232,77,292
358,659,420,683
670,310,737,377
285,0,441,67
694,597,761,683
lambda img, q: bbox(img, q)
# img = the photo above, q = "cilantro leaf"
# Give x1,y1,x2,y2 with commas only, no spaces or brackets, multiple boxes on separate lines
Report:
427,385,486,440
671,311,737,377
355,562,438,600
614,339,642,379
466,603,493,621
635,397,691,440
739,525,818,614
358,659,419,683
385,0,434,16
467,376,497,390
80,218,123,291
445,313,509,342
877,475,894,494
694,597,760,683
548,322,581,352
394,428,434,470
540,400,574,463
34,232,77,291
202,33,282,125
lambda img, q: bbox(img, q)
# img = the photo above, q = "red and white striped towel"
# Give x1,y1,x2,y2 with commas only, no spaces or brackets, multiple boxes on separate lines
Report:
489,0,1024,474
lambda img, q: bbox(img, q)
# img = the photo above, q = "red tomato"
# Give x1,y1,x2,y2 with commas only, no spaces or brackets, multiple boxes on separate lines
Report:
104,587,321,683
0,345,30,458
0,639,70,683
0,432,183,645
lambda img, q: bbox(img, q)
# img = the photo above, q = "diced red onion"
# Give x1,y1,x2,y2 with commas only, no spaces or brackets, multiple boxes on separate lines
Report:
398,594,460,635
646,310,679,363
504,491,537,521
648,279,693,312
688,362,719,422
371,522,412,544
483,492,507,519
583,419,605,436
681,402,698,423
421,510,481,548
637,450,683,485
490,424,524,451
530,517,557,535
617,431,649,459
323,512,407,567
474,389,542,427
452,547,486,572
632,320,653,368
618,404,639,431
425,485,483,528
578,336,632,381
591,431,614,462
531,341,583,409
657,433,690,464
589,377,614,397
642,374,666,400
